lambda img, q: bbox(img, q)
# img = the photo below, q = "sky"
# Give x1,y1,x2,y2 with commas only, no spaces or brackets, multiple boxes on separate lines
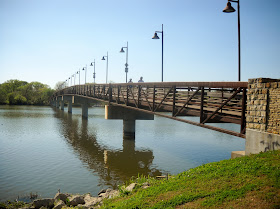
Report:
1,0,280,88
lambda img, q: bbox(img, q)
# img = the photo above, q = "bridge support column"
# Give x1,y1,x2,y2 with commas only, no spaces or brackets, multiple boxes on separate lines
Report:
123,120,136,139
60,101,64,111
105,105,154,139
82,103,89,118
68,101,72,113
56,99,60,109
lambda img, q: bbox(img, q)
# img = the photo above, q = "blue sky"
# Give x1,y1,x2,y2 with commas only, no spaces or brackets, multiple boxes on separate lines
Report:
1,0,279,88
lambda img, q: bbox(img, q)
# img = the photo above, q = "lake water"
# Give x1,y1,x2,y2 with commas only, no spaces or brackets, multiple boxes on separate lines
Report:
0,105,244,201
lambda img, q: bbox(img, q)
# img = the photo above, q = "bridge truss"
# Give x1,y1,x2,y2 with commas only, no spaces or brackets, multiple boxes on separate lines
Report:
53,82,248,138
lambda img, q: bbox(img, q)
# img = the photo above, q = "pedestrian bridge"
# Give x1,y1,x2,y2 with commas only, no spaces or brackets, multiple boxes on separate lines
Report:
51,81,248,139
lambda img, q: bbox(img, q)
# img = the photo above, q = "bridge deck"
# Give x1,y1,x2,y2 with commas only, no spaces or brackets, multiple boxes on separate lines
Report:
52,82,248,138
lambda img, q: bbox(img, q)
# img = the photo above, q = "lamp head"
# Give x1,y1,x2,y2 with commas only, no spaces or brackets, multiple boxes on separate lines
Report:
102,56,106,60
223,2,236,13
120,47,125,53
152,32,160,39
90,62,94,66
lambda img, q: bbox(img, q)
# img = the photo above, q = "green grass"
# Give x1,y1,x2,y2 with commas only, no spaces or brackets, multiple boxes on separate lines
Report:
101,150,280,209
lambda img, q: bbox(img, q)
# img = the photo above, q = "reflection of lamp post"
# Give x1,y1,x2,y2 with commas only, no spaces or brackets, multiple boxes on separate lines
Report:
120,42,128,83
90,60,96,83
82,65,87,84
223,0,241,81
102,52,109,84
152,24,164,82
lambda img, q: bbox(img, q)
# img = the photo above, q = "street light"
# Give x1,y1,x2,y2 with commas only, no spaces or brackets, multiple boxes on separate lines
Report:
90,60,96,83
82,65,87,84
152,24,164,82
76,69,80,85
73,73,76,85
223,0,241,81
102,52,109,84
120,42,129,83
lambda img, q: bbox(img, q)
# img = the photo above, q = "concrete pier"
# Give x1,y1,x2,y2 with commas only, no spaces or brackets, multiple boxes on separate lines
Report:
123,120,136,139
68,101,72,113
60,101,64,111
82,103,88,118
105,105,154,139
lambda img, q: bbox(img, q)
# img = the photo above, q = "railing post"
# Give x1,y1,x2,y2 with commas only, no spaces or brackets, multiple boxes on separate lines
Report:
126,86,129,105
241,87,247,134
109,84,112,105
117,86,120,104
200,87,205,123
172,85,176,116
153,86,156,111
138,85,141,107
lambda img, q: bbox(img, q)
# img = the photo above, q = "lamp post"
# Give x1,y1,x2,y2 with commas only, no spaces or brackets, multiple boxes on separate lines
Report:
76,70,80,85
73,74,76,85
90,60,96,83
152,24,164,82
223,0,241,81
102,52,109,84
82,65,87,84
120,42,129,83
68,77,70,86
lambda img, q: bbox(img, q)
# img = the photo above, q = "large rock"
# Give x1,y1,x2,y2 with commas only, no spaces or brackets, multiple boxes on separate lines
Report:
125,183,137,192
54,192,69,202
99,189,120,199
33,198,55,209
84,193,102,207
68,195,85,206
53,200,66,209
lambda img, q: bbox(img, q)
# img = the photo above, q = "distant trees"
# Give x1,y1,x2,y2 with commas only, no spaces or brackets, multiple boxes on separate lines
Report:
0,80,55,105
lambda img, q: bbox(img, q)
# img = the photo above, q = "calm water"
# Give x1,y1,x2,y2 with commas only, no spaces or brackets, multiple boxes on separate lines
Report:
0,105,245,201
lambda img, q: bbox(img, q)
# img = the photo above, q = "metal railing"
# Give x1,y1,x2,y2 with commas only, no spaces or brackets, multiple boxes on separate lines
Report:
52,81,248,138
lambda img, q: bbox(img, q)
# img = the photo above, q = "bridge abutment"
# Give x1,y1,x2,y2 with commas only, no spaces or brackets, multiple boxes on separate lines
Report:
105,105,154,139
245,78,280,155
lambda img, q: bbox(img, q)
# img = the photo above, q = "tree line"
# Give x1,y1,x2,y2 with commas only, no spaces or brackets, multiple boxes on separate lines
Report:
0,80,55,105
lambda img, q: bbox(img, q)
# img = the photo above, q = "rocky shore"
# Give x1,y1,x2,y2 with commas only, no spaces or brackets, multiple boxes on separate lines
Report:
8,182,142,209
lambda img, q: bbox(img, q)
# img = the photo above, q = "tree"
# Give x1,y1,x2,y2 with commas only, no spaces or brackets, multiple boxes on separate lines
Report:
0,80,55,105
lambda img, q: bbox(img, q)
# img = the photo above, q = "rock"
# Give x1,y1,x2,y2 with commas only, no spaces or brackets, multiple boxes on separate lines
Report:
68,195,85,206
53,200,65,209
54,192,69,202
98,189,120,199
142,182,150,189
98,189,106,196
76,204,88,209
125,183,137,192
33,198,54,209
84,193,102,207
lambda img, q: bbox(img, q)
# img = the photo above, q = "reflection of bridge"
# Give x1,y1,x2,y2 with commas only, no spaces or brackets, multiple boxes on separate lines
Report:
53,110,162,188
51,81,247,138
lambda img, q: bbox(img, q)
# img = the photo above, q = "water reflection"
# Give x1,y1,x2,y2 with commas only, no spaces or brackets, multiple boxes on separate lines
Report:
53,109,162,188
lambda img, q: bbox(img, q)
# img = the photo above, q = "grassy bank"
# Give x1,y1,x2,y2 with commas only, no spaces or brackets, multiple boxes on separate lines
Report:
102,150,280,208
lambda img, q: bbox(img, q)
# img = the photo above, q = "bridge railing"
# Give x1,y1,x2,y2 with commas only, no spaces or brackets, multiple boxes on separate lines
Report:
52,81,248,138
